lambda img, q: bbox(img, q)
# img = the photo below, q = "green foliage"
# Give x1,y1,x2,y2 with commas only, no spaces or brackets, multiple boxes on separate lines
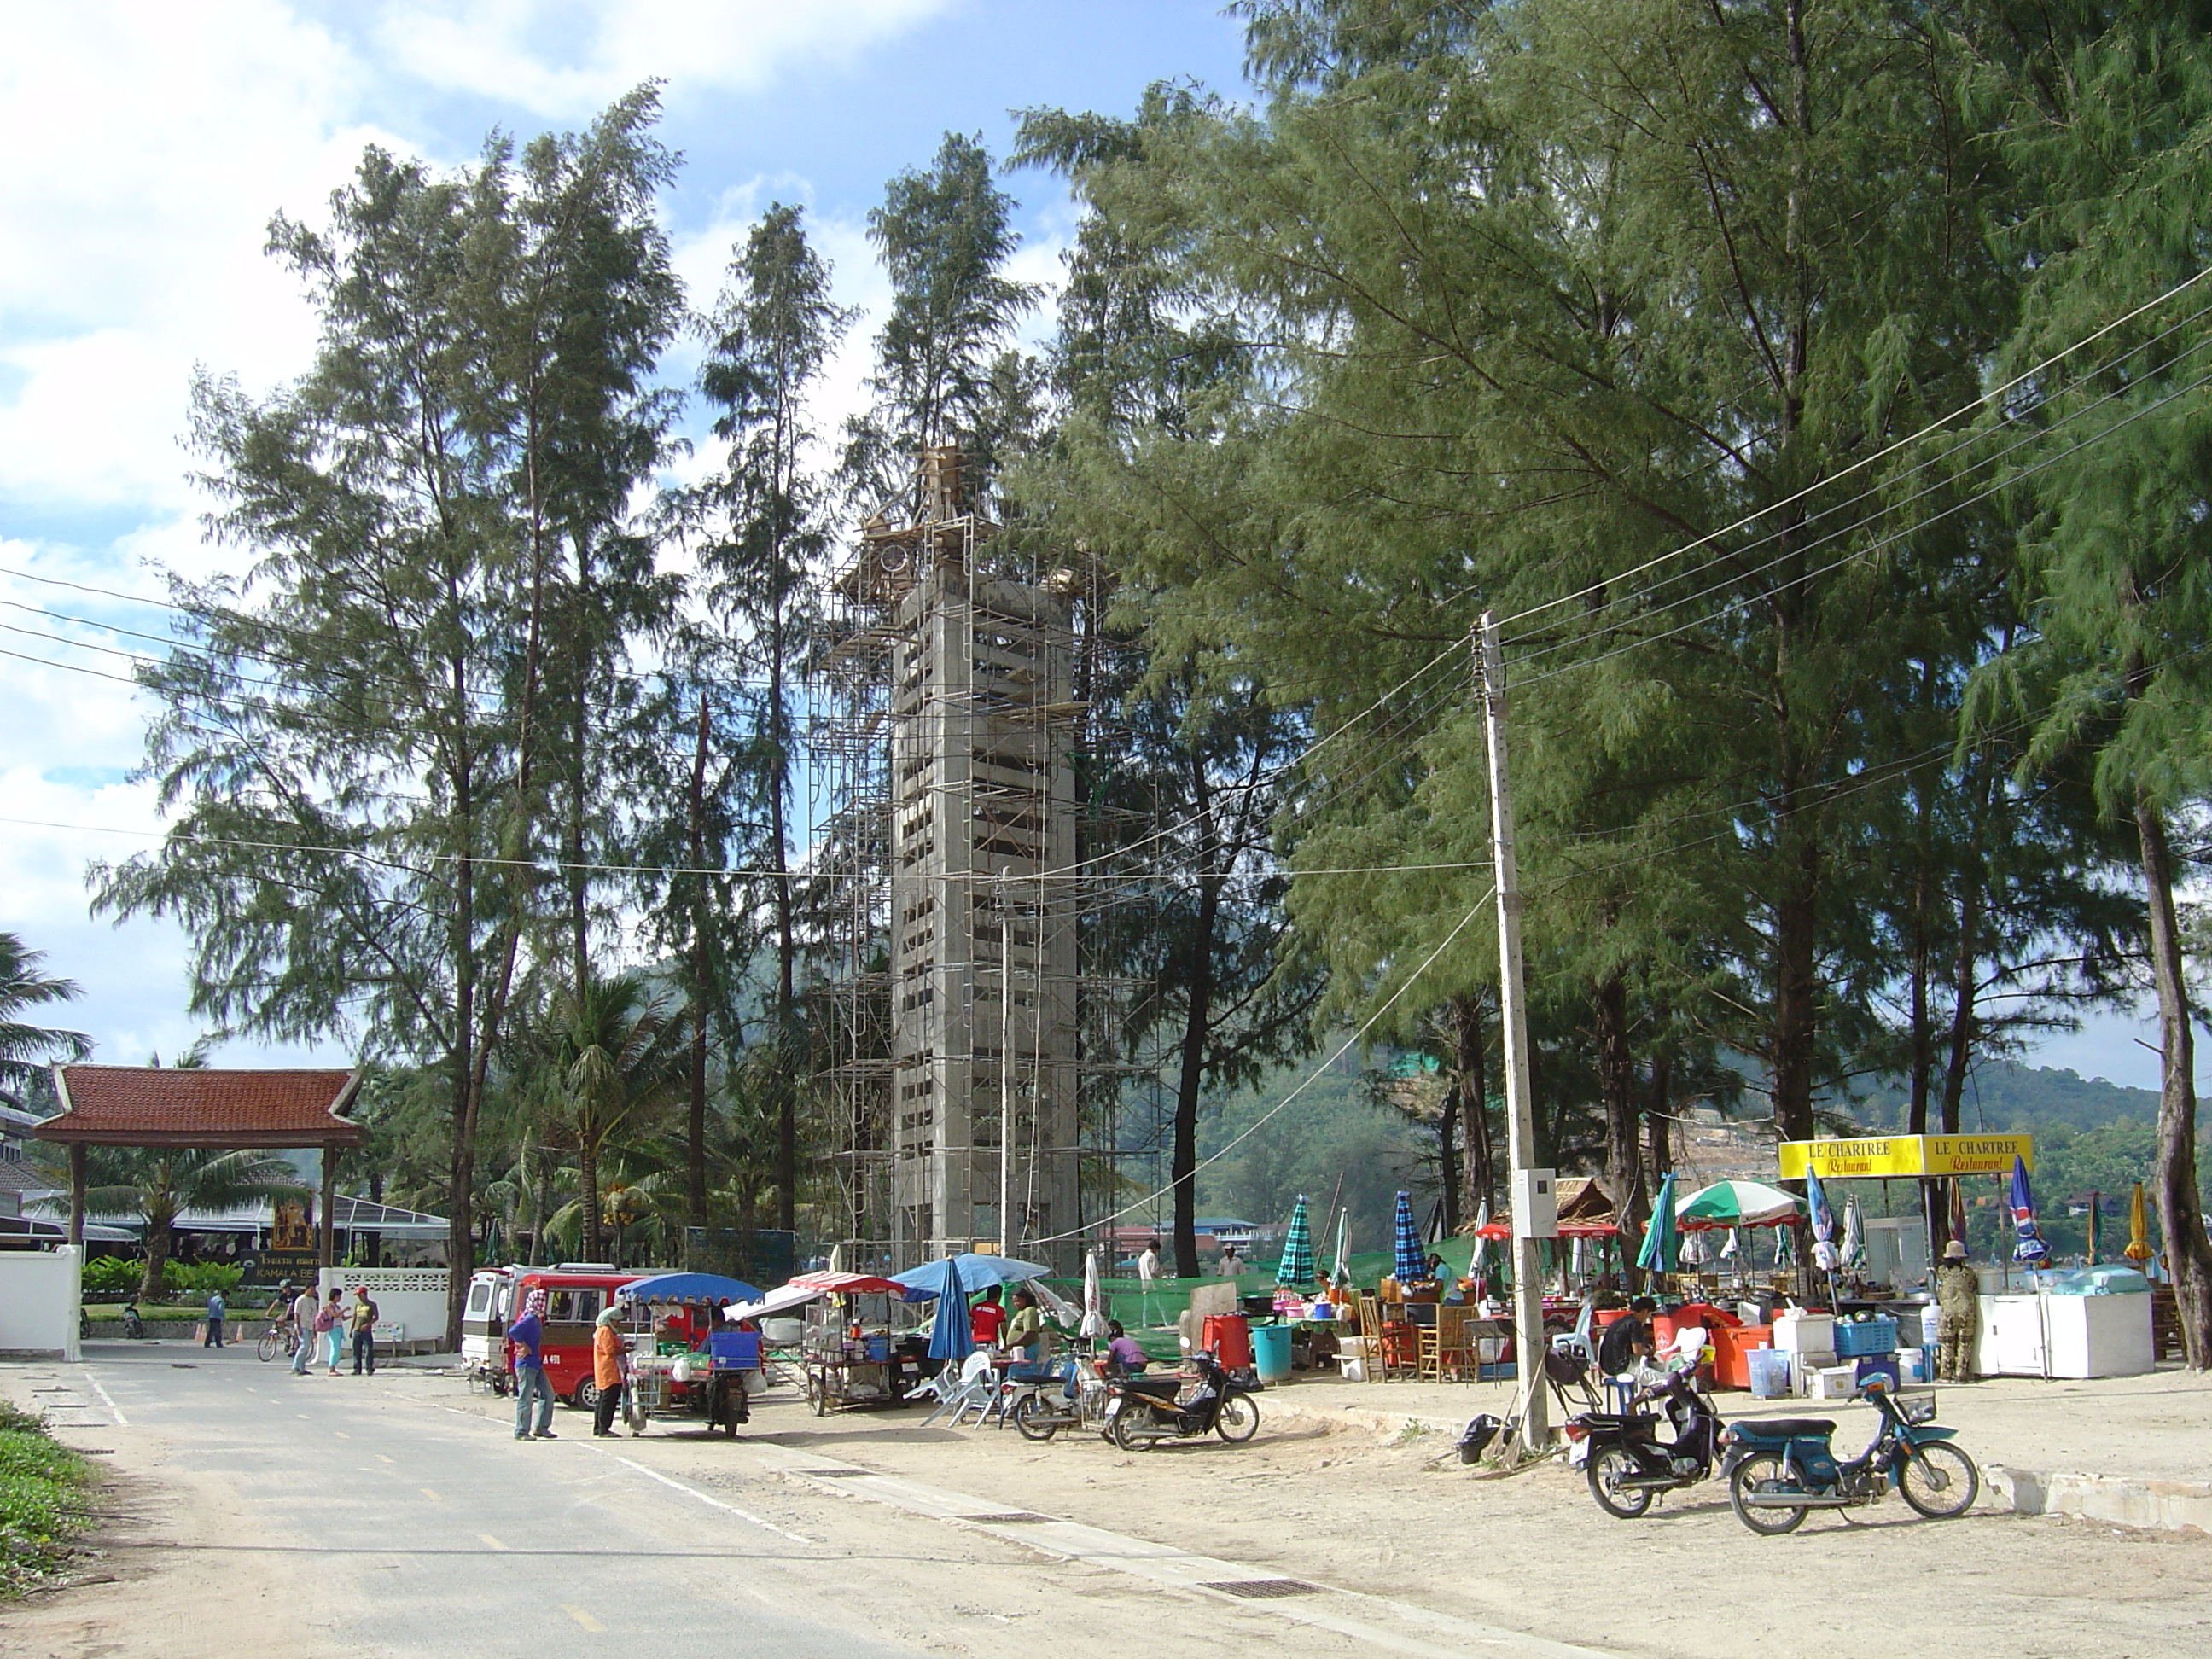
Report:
1854,1062,2166,1135
0,1403,91,1598
79,1255,141,1296
0,929,90,1097
1196,1058,1420,1239
168,1262,245,1296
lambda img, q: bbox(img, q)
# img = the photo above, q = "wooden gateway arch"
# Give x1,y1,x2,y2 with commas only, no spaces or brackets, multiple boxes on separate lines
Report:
36,1066,364,1268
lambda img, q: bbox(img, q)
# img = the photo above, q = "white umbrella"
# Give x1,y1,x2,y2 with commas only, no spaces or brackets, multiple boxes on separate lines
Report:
1720,1227,1741,1260
1080,1249,1108,1338
1468,1200,1491,1276
1330,1204,1352,1284
1842,1198,1865,1273
1029,1274,1080,1329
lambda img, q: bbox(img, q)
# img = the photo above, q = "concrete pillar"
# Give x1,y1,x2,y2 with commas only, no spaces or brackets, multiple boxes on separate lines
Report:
319,1149,336,1269
67,1143,85,1247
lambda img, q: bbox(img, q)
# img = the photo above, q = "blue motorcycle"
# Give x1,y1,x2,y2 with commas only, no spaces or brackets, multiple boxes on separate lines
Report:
1720,1379,1978,1534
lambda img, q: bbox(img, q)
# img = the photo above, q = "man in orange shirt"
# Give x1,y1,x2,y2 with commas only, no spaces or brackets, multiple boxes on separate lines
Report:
591,1307,629,1437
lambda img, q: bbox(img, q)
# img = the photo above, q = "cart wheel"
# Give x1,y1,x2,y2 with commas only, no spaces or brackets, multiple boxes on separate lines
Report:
572,1379,598,1412
806,1374,827,1417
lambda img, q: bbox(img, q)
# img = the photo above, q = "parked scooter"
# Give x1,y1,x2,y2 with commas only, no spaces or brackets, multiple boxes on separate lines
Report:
119,1301,146,1339
1720,1378,1978,1534
1012,1358,1112,1441
1100,1350,1260,1449
1566,1368,1726,1518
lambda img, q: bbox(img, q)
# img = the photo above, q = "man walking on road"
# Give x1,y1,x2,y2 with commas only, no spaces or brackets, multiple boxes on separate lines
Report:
1936,1239,1980,1382
349,1285,380,1376
509,1289,556,1440
290,1283,320,1376
202,1288,225,1348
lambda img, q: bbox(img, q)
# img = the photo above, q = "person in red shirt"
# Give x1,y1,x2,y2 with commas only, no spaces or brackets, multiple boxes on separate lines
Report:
969,1287,1007,1347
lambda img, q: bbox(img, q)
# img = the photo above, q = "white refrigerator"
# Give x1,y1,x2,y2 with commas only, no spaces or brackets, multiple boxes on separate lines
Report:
1975,1293,2154,1379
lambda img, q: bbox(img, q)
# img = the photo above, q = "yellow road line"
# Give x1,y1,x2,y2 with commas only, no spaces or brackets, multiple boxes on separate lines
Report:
561,1605,606,1632
479,1534,507,1551
334,1430,350,1440
375,1454,394,1464
421,1488,442,1502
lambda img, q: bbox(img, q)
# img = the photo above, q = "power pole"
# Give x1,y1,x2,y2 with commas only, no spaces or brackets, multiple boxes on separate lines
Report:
1476,612,1551,1453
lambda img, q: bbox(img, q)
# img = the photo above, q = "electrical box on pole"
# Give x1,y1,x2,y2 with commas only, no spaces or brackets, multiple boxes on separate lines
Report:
1476,611,1548,1454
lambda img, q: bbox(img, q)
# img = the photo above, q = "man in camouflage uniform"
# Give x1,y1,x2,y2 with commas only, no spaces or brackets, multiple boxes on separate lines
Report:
1934,1239,1980,1382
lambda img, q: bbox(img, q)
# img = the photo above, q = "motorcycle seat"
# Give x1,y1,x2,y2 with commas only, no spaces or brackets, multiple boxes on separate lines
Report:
1121,1375,1181,1398
1739,1417,1835,1439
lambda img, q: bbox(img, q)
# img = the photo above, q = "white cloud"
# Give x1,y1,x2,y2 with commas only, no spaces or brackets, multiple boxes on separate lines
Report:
369,0,957,116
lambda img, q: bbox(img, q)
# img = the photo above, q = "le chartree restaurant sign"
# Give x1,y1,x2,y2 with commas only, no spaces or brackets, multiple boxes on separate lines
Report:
1778,1133,2034,1179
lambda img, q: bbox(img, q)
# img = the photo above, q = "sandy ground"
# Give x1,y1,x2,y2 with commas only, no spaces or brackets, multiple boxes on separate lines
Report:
8,1351,2211,1659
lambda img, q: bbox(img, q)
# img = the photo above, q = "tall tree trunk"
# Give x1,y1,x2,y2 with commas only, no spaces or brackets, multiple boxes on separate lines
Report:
2137,793,2212,1368
1452,993,1491,1216
1939,876,1982,1138
1592,971,1644,1236
1437,1080,1463,1236
580,1137,602,1263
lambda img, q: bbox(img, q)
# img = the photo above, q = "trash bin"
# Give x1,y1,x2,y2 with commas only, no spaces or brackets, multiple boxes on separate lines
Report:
1201,1313,1253,1370
1251,1323,1292,1383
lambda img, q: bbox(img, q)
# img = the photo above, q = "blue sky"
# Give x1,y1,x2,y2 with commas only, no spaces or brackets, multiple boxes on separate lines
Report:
0,1,2174,1096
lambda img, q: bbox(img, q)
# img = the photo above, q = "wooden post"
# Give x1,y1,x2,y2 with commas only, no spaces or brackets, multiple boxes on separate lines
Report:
68,1143,85,1247
319,1149,337,1271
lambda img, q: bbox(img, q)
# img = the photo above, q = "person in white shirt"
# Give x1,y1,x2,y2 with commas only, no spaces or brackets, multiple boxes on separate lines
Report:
1136,1238,1161,1324
290,1285,320,1376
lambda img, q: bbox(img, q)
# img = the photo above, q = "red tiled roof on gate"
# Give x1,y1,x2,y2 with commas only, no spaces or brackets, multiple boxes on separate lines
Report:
38,1066,362,1148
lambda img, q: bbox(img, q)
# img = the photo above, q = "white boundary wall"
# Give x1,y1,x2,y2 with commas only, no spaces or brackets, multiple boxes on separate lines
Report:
317,1266,450,1347
0,1247,81,1359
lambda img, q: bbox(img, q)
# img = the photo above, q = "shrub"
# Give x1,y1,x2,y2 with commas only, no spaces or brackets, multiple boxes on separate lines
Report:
169,1263,244,1296
80,1256,142,1295
0,1403,90,1598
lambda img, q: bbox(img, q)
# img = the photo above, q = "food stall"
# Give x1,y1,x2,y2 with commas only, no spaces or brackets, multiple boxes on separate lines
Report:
613,1272,764,1436
725,1271,917,1415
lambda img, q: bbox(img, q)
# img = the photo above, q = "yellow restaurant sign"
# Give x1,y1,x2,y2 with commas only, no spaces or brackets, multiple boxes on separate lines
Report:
1777,1133,2033,1180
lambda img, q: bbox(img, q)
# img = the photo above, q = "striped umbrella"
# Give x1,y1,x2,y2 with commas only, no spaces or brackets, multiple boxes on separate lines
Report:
2009,1155,2052,1266
1639,1171,1680,1275
1392,1190,1425,1282
1277,1194,1315,1286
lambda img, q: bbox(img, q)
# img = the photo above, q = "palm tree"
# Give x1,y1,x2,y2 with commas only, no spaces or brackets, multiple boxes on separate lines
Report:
78,1147,306,1301
0,930,90,1100
537,973,685,1260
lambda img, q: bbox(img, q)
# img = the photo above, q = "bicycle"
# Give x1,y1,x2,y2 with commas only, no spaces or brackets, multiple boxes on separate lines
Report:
256,1322,300,1364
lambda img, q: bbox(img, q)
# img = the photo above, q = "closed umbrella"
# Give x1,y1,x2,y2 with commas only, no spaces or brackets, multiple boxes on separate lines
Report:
1392,1190,1425,1283
1330,1205,1352,1284
1467,1199,1491,1278
1080,1249,1107,1339
1639,1172,1680,1276
1842,1197,1865,1274
928,1266,973,1365
2126,1182,2154,1263
1278,1194,1315,1286
1805,1167,1839,1273
2008,1155,2052,1266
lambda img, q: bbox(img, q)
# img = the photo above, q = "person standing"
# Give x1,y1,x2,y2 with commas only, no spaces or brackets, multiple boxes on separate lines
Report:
1136,1237,1161,1326
509,1289,556,1440
202,1288,226,1348
591,1307,628,1437
348,1285,380,1376
1935,1239,1981,1383
316,1288,344,1375
290,1282,320,1376
1217,1243,1242,1278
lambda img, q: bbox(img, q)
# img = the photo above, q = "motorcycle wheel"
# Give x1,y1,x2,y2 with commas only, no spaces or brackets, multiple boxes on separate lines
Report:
1586,1447,1656,1519
1897,1442,1980,1520
1728,1453,1809,1536
257,1330,279,1364
1110,1407,1149,1452
1012,1394,1059,1442
1214,1395,1260,1444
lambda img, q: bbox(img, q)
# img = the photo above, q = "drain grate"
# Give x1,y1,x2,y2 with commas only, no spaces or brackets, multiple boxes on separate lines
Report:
963,1512,1053,1525
802,1467,868,1477
1202,1580,1321,1600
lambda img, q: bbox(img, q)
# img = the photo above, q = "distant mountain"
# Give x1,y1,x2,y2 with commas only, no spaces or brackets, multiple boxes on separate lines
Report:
1847,1061,2162,1134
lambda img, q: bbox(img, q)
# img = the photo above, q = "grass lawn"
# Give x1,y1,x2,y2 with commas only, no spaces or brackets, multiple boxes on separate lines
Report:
0,1402,92,1598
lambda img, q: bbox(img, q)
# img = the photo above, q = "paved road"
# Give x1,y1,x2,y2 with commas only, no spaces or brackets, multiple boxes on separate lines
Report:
23,1343,1516,1659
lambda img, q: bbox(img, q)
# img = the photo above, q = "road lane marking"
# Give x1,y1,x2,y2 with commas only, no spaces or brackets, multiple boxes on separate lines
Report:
375,1454,395,1464
422,1488,442,1502
480,1534,508,1551
81,1372,128,1427
561,1605,605,1632
748,1447,1620,1659
334,1430,350,1440
612,1456,812,1545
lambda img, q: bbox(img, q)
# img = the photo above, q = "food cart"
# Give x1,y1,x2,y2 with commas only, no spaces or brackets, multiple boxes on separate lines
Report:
723,1272,919,1415
612,1272,764,1437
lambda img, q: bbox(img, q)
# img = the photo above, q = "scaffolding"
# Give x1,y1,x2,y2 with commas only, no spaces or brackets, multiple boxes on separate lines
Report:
813,447,1162,1274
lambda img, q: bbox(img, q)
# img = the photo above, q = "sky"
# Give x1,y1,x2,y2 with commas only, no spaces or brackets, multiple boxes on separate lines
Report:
0,1,2175,1097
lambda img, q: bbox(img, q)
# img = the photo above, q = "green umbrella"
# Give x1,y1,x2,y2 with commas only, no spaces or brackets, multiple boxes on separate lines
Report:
1639,1172,1680,1275
1277,1194,1314,1285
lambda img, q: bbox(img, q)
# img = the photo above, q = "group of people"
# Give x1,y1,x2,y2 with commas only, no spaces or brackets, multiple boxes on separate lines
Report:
267,1281,381,1376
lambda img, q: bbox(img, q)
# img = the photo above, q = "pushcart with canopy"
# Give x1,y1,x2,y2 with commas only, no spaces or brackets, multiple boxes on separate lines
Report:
613,1272,764,1436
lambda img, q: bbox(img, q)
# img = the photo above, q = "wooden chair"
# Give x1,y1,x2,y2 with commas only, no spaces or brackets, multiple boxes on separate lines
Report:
1357,1294,1418,1381
1420,1305,1475,1382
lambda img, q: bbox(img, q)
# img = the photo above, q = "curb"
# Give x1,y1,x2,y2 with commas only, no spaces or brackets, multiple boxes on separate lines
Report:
1987,1464,2212,1534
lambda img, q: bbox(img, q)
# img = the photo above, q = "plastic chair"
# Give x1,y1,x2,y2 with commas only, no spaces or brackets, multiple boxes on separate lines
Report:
923,1350,1002,1427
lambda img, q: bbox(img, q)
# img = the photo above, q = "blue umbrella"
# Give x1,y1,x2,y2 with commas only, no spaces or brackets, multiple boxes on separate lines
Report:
927,1261,975,1365
1639,1172,1679,1275
1393,1190,1425,1282
892,1254,1050,1300
614,1272,765,1306
1805,1167,1839,1274
2008,1155,2052,1266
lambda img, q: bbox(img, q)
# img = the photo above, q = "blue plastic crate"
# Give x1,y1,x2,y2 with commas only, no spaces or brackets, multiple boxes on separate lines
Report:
708,1330,761,1369
1834,1317,1897,1357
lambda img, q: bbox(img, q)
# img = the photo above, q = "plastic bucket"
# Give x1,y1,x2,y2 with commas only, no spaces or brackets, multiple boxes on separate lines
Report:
1746,1348,1791,1399
1251,1323,1293,1383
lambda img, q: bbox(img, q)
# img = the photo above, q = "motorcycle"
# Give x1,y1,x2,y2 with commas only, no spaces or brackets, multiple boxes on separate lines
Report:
119,1301,146,1339
1099,1350,1260,1450
1720,1378,1979,1534
1012,1358,1113,1441
1565,1368,1726,1519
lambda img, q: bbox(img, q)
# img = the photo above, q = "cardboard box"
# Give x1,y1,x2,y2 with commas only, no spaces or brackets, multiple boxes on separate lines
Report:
1802,1365,1858,1400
